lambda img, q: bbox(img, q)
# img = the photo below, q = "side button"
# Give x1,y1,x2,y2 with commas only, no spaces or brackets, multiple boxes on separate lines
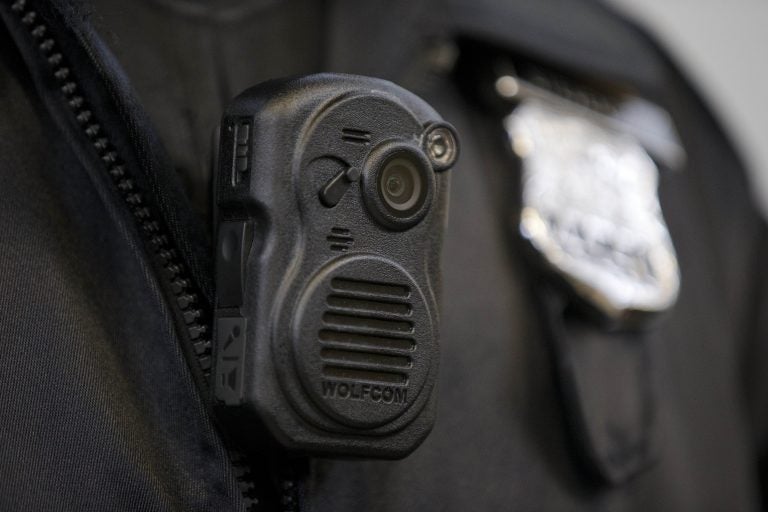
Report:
216,220,250,308
215,317,247,405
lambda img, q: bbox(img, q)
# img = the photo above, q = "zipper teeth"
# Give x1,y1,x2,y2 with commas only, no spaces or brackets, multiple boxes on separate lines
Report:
8,3,298,509
9,0,214,378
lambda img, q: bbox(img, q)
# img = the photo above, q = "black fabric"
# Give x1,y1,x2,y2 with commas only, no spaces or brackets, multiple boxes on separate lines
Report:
538,291,656,486
87,0,328,219
1,0,768,511
310,2,766,510
0,0,214,304
0,10,242,512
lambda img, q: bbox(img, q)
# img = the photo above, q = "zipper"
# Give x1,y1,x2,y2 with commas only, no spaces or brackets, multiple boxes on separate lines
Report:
2,1,285,510
7,0,214,379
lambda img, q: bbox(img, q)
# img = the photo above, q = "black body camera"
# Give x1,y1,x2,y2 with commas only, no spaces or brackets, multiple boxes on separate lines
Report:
212,74,457,458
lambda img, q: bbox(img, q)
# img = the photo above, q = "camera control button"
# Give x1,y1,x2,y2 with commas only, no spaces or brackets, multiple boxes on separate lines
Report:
215,317,247,406
216,220,250,308
319,165,359,207
344,166,361,182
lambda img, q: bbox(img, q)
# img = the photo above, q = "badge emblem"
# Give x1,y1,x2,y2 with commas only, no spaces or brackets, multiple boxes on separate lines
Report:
506,100,680,322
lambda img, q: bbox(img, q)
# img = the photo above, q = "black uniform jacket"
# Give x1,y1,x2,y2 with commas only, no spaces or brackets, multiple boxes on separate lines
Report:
1,0,767,510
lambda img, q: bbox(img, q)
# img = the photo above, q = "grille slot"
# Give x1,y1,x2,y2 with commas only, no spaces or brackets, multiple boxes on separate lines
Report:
319,330,415,351
322,313,413,334
330,278,410,298
327,295,411,316
320,349,412,369
320,278,414,386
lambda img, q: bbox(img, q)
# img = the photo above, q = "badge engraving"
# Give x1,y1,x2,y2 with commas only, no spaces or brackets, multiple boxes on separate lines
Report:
506,101,680,321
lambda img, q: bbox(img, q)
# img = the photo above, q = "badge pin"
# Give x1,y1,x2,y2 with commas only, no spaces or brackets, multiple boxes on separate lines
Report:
506,100,680,322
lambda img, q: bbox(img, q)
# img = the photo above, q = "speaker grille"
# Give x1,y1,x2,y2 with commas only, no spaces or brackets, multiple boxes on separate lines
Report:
319,278,414,386
292,256,433,429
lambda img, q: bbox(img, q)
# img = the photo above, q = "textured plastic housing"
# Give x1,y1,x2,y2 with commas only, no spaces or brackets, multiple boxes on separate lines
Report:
213,74,454,458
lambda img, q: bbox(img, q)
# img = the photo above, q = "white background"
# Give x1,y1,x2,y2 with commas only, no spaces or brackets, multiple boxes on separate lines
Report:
608,0,768,215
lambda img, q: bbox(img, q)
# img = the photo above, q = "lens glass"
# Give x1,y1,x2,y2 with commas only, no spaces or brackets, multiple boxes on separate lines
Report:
378,156,424,213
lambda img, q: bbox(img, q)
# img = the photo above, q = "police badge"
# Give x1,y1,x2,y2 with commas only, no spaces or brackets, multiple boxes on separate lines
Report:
506,100,680,323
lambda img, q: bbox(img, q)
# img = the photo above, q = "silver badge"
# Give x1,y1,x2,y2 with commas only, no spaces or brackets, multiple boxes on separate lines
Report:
506,100,680,321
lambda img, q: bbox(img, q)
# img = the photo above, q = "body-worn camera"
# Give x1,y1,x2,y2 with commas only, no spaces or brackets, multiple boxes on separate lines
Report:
212,74,458,458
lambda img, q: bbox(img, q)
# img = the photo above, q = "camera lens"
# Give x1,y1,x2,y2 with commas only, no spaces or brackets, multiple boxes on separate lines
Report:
379,157,424,213
363,143,435,230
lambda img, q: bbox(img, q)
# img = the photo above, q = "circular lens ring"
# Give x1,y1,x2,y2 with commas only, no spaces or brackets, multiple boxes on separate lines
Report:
379,157,423,212
362,142,435,231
